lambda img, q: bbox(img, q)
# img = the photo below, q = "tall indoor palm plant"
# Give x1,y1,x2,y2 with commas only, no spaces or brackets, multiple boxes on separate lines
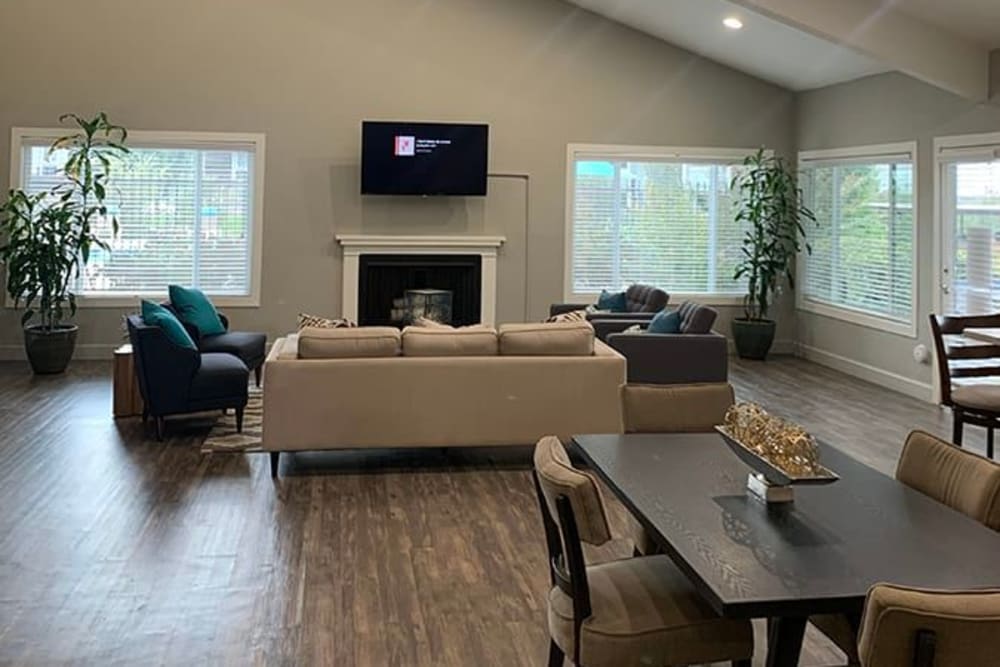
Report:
731,148,815,360
0,112,129,373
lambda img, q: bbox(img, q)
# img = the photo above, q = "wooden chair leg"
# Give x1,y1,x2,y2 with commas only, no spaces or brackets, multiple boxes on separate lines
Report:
547,639,564,667
733,660,752,667
235,407,245,433
953,410,964,446
155,416,165,441
989,427,995,460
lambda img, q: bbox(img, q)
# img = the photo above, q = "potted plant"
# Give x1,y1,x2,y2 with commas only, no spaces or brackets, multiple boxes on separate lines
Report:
730,148,815,360
0,113,129,373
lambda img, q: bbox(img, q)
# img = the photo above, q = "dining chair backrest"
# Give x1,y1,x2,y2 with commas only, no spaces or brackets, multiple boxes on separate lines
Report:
929,313,1000,406
896,430,1000,531
858,583,1000,666
621,383,734,433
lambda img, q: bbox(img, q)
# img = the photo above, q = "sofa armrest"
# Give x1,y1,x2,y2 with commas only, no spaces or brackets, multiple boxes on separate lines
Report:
591,318,648,342
549,302,591,317
607,331,728,384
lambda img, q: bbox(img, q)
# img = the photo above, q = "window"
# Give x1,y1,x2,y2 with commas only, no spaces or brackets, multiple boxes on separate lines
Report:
565,145,753,302
936,133,1000,315
798,142,916,336
12,129,265,306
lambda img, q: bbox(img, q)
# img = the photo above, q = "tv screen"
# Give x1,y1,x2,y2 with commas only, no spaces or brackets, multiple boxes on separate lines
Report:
361,121,489,196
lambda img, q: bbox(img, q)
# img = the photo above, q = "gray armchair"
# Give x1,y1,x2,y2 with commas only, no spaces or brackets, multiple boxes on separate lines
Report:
594,302,727,385
549,284,669,320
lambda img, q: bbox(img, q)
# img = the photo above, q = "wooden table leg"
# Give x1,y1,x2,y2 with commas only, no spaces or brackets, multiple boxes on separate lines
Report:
766,616,807,667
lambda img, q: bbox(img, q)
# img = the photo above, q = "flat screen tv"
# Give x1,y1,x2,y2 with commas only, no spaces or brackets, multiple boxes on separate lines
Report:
361,121,489,196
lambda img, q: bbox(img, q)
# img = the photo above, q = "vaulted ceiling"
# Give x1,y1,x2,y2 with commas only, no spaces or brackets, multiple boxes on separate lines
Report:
564,0,999,99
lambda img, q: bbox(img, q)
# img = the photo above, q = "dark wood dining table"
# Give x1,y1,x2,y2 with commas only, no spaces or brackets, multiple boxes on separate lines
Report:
572,433,1000,667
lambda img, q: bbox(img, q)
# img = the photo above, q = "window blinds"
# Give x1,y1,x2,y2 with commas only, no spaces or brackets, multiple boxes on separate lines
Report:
943,159,1000,314
800,155,915,326
20,140,257,297
570,156,746,297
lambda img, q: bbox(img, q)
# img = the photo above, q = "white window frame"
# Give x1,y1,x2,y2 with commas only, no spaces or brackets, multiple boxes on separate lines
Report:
563,143,759,306
7,127,266,308
796,141,918,338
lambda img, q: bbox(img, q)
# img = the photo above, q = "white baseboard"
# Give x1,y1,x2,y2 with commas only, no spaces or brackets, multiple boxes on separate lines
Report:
797,344,934,403
0,343,120,361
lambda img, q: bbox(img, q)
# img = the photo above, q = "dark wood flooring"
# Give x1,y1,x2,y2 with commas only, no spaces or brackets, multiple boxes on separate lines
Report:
0,357,978,666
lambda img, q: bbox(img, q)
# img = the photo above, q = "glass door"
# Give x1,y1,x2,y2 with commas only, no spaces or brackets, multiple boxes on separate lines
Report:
941,159,1000,314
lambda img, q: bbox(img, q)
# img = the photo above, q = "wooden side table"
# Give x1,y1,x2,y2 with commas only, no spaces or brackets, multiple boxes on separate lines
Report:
113,344,144,418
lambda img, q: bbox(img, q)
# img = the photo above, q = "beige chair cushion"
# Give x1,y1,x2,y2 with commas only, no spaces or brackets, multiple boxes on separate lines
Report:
401,326,498,357
952,384,1000,412
499,322,594,356
297,326,401,359
533,436,611,546
896,429,1000,531
548,555,753,666
858,584,1000,667
621,383,735,434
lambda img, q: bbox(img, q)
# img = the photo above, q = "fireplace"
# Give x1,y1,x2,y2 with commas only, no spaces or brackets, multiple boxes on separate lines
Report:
358,254,482,326
336,235,505,326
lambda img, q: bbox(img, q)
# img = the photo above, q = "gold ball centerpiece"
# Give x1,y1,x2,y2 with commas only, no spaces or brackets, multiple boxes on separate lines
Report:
722,402,823,479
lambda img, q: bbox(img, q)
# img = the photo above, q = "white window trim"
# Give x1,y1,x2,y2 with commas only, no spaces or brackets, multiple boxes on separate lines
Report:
796,141,918,338
7,127,266,308
563,143,760,305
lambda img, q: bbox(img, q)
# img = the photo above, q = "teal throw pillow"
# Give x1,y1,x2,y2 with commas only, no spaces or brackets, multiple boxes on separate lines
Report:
597,289,628,313
141,300,197,350
168,285,226,336
648,309,681,334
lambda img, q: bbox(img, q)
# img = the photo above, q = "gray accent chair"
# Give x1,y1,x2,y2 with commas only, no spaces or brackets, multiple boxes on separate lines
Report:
549,284,669,321
593,302,727,385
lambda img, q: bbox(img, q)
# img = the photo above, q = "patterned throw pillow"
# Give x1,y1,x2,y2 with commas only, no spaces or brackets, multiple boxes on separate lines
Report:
546,309,588,324
297,313,358,331
412,317,453,329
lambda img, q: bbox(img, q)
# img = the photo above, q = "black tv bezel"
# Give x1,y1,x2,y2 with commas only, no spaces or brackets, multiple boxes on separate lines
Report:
360,120,489,197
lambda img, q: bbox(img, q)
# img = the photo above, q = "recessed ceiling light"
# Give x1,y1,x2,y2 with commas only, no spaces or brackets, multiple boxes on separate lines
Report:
723,17,744,30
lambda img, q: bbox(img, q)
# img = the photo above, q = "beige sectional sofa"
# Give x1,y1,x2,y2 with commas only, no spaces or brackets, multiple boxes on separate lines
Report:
262,321,626,474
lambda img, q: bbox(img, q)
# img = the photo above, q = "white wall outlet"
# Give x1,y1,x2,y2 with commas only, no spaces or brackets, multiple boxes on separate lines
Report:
913,344,930,364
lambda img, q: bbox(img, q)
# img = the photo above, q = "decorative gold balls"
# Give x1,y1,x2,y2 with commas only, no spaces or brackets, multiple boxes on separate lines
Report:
722,402,823,478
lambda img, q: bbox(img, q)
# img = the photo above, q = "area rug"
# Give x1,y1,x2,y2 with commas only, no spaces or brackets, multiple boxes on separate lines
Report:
201,385,263,453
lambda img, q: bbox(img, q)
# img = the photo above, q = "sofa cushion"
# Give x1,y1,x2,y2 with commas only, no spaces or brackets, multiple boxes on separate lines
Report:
189,352,249,401
624,284,669,313
199,331,267,367
498,322,594,356
298,326,401,359
677,301,718,334
401,326,498,356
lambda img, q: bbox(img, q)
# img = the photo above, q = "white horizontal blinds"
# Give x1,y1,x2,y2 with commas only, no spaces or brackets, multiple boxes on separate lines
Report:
802,157,914,323
571,156,746,295
20,140,255,297
945,160,1000,314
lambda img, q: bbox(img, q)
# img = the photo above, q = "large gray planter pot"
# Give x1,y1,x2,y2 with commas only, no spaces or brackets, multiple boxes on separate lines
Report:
24,324,78,374
732,318,776,361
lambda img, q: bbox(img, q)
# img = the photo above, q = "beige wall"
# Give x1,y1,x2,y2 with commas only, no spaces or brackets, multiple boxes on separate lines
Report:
795,72,1000,397
0,0,795,358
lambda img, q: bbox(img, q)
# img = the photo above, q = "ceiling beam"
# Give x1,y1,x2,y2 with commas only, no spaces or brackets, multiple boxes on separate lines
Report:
730,0,990,100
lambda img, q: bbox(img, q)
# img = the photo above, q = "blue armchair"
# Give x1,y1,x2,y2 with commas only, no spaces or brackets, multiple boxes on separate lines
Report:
162,303,267,386
126,315,250,440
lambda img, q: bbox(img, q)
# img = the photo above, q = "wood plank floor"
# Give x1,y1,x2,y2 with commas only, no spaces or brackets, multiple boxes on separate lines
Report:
0,357,979,666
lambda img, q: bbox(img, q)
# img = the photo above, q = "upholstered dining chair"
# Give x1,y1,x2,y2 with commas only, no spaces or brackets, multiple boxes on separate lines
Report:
532,435,753,667
620,383,735,555
857,584,1000,666
929,313,1000,458
811,429,1000,664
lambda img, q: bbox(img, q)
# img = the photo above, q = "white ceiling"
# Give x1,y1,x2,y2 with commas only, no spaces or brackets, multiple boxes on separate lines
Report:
894,0,1000,49
566,0,890,91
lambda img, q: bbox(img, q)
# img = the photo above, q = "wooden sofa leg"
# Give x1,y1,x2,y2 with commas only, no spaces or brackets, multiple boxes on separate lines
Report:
270,451,280,478
953,410,964,446
155,416,165,441
254,365,262,387
235,407,245,433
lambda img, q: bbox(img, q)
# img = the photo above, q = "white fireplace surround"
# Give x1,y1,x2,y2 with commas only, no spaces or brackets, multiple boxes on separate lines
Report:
335,234,506,325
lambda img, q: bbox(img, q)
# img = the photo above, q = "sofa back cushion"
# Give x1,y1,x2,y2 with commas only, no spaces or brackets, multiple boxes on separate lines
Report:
401,326,499,356
498,322,594,356
677,301,718,334
625,284,669,313
298,326,401,359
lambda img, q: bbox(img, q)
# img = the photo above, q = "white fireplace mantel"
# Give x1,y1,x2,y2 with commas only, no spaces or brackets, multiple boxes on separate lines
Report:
335,234,506,325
